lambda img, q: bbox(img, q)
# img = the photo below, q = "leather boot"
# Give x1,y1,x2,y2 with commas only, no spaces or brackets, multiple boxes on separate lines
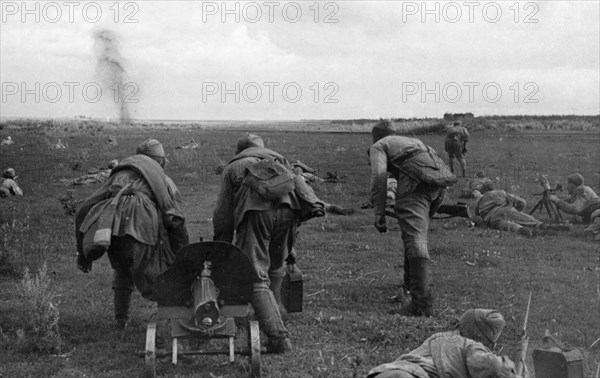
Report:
269,275,284,306
399,258,434,317
251,285,291,354
113,288,132,329
402,253,411,296
391,255,411,304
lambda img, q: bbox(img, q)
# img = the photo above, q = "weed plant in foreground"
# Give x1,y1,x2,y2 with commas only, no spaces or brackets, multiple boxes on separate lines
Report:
15,263,62,354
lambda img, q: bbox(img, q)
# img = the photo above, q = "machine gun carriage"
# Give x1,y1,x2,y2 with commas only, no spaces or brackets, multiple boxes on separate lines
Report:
144,241,261,377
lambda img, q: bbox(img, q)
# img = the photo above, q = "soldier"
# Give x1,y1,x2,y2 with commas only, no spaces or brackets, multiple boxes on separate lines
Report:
213,133,324,353
584,209,600,241
291,160,354,215
369,119,452,317
65,159,119,186
1,136,15,146
366,309,525,378
473,190,569,236
75,139,189,329
0,168,24,197
460,170,495,199
548,173,600,223
444,121,470,177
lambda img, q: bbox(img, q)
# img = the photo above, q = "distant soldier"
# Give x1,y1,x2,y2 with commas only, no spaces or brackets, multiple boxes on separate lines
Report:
54,139,67,149
176,139,200,150
65,159,119,186
291,160,354,215
291,160,325,184
548,173,600,223
1,136,15,146
0,168,24,197
444,121,469,177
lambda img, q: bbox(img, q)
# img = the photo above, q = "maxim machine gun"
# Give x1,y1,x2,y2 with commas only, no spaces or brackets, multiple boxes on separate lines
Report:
144,241,261,378
529,175,563,222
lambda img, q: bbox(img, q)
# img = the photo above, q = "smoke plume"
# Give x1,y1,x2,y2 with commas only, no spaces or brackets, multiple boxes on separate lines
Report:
93,29,131,124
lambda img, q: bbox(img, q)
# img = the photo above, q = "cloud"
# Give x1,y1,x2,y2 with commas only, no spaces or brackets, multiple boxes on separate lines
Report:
1,1,598,119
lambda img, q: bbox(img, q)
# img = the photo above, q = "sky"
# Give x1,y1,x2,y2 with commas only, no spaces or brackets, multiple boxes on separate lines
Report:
1,0,599,121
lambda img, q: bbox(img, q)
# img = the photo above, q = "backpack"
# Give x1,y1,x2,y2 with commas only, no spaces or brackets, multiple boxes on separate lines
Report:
79,183,131,261
243,158,296,201
399,147,457,187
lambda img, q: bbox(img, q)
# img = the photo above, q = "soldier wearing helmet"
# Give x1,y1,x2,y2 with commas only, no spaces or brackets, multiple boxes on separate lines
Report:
444,120,470,178
0,168,24,197
367,309,526,378
75,139,189,329
548,173,600,223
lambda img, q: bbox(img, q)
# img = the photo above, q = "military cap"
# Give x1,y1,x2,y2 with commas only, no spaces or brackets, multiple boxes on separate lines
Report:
567,173,584,186
459,309,505,346
372,119,396,142
236,134,264,154
2,167,17,179
136,139,165,158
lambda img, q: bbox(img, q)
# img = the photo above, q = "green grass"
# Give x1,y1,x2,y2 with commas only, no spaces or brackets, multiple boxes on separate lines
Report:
1,120,599,377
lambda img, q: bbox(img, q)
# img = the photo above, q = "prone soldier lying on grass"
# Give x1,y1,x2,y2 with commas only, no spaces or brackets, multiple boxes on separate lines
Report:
61,160,119,186
367,309,526,378
459,170,496,199
291,160,355,215
473,190,570,236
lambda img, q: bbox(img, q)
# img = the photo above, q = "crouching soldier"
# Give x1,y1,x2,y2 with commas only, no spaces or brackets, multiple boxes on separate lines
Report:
213,133,324,353
367,309,525,378
548,173,600,223
369,119,455,317
75,139,189,328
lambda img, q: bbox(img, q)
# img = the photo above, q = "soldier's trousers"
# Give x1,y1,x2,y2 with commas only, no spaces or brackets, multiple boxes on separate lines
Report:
395,184,446,259
108,235,176,301
445,139,466,177
234,206,297,339
487,207,541,232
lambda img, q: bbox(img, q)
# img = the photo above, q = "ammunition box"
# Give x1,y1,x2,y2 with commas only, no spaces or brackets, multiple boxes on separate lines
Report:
281,264,303,313
533,346,583,378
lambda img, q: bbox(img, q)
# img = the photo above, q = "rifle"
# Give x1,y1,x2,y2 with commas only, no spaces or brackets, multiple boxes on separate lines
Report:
385,204,471,220
515,291,532,376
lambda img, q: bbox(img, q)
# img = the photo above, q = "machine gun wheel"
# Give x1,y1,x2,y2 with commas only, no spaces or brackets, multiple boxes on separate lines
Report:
144,322,157,378
248,320,261,377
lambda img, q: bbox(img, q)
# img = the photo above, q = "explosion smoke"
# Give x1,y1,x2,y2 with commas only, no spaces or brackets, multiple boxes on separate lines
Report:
93,29,131,124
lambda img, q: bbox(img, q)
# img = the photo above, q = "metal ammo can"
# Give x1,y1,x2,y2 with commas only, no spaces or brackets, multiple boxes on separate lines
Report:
532,332,583,378
281,262,303,313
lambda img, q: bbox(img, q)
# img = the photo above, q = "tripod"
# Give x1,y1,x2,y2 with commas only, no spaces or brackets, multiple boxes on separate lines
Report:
529,189,562,222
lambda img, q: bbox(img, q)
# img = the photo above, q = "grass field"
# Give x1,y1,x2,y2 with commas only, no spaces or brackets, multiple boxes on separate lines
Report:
1,119,599,378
